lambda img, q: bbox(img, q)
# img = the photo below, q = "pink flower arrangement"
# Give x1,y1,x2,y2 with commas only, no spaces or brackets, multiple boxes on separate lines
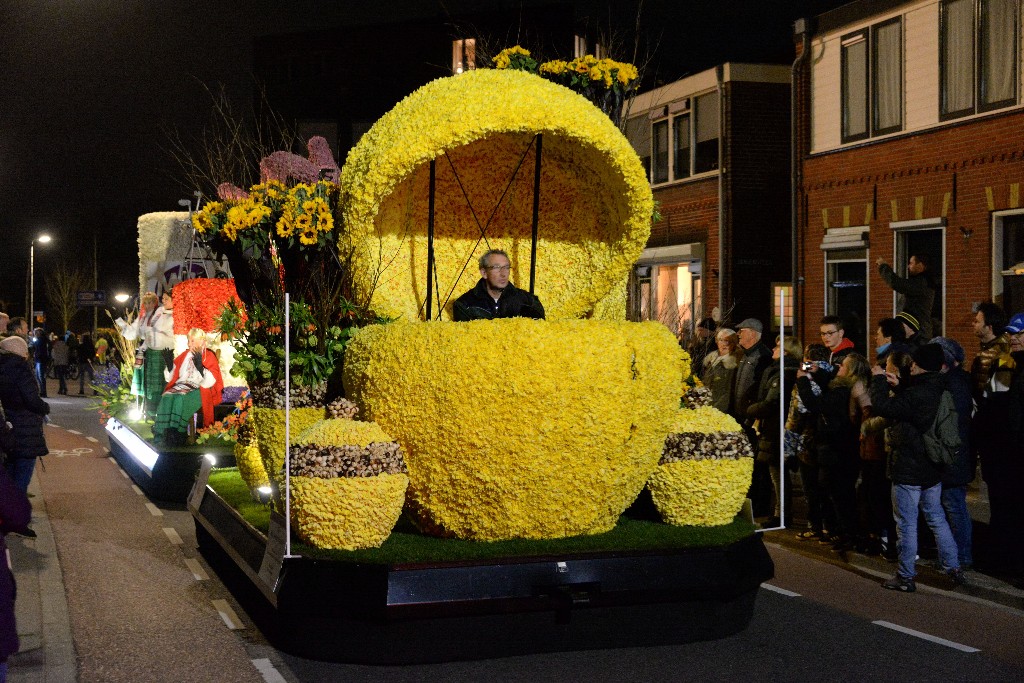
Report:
173,278,246,333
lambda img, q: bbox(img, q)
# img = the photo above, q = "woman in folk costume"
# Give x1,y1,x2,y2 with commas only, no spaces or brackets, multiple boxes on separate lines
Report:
152,328,223,447
120,291,175,418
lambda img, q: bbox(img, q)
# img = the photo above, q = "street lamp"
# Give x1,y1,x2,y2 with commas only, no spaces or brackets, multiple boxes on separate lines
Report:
29,234,52,326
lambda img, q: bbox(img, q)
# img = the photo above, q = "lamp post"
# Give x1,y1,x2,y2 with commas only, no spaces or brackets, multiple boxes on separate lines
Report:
29,234,52,326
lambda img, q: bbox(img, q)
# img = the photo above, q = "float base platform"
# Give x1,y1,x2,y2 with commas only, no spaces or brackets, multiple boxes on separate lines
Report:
191,481,774,664
106,418,234,503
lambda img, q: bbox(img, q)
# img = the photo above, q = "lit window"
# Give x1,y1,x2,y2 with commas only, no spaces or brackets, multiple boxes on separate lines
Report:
452,39,476,75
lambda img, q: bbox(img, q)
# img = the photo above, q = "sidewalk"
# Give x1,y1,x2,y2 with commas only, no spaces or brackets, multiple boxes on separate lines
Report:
7,385,265,683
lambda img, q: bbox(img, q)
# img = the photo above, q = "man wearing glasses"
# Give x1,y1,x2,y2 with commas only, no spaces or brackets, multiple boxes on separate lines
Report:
820,315,854,365
453,249,546,321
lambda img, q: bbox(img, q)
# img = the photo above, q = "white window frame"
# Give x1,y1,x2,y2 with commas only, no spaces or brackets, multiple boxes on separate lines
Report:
889,217,947,336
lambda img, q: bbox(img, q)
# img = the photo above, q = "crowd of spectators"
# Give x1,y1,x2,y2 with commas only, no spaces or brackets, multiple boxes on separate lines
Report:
689,300,1024,593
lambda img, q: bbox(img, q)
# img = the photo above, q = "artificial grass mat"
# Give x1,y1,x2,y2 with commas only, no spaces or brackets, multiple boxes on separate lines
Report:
207,467,756,565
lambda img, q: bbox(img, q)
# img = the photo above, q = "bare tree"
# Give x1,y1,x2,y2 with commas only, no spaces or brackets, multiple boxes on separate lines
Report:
43,261,90,332
161,80,299,198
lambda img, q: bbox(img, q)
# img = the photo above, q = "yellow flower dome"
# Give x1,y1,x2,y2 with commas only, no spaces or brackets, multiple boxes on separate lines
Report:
248,406,325,484
647,459,753,527
339,68,653,322
343,318,683,540
290,473,409,550
233,427,269,490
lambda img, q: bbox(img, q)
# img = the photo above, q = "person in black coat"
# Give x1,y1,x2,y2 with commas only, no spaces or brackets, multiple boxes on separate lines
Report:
747,335,801,527
930,337,975,569
870,343,963,592
453,249,545,321
0,335,51,497
0,465,32,679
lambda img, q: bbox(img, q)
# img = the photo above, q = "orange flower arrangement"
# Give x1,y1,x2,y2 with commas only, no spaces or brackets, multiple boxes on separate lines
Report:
173,278,246,333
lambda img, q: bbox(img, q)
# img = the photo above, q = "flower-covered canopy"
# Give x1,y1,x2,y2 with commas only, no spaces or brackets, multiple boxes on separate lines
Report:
340,69,653,321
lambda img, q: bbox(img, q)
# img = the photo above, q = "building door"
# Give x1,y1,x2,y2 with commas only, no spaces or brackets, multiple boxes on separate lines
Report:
894,228,943,336
825,250,868,352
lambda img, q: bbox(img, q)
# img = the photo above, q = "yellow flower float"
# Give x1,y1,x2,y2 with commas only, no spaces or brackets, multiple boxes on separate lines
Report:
343,318,682,540
339,68,653,322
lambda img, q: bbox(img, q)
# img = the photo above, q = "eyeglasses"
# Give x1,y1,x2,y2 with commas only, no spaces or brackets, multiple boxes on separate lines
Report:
485,265,511,273
820,329,839,337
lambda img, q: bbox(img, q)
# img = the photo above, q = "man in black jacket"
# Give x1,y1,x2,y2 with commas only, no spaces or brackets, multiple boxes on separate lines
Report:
877,253,936,338
453,249,545,322
870,343,963,592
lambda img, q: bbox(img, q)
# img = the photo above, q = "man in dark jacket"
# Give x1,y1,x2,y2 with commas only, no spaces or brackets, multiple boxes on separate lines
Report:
819,315,855,365
0,335,51,502
931,336,974,570
999,313,1024,582
870,343,963,592
453,249,545,321
732,318,771,417
877,254,936,338
0,466,32,680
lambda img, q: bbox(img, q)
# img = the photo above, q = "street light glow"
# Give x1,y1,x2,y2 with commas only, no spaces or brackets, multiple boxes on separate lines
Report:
115,293,130,303
37,234,52,243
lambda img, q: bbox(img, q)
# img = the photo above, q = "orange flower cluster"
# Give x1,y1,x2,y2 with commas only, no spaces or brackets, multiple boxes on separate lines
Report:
172,278,246,334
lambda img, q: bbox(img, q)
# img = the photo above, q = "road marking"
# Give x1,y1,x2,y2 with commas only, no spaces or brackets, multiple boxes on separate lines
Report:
212,599,245,630
873,621,980,653
251,659,286,683
119,469,129,479
163,528,184,545
103,447,109,453
107,456,117,465
50,447,93,458
67,429,81,435
145,502,164,517
761,583,801,597
131,485,144,496
184,558,209,581
86,436,98,443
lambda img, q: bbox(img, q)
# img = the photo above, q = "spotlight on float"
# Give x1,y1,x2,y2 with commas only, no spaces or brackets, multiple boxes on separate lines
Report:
128,407,144,421
204,453,217,466
256,486,273,505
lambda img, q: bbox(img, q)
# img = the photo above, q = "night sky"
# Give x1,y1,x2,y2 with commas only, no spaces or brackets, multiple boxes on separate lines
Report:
0,0,844,322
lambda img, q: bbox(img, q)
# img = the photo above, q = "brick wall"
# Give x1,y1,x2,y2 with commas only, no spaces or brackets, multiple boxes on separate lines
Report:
797,107,1024,363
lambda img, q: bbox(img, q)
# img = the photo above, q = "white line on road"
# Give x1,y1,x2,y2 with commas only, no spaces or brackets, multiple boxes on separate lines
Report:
67,429,81,435
251,659,287,683
761,583,801,597
184,558,209,581
212,599,245,630
131,485,144,496
86,436,98,442
873,621,980,653
145,502,164,517
119,469,129,479
163,528,184,545
107,456,117,465
103,447,109,453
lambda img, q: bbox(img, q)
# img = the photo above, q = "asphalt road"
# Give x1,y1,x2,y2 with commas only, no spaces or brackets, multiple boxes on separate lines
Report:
42,386,1024,682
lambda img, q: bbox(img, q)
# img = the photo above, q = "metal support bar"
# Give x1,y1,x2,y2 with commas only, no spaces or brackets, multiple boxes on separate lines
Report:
426,159,436,321
529,133,542,295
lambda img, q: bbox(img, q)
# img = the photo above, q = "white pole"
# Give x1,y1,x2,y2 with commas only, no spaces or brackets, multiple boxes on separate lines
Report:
778,288,787,529
758,287,787,534
284,292,295,557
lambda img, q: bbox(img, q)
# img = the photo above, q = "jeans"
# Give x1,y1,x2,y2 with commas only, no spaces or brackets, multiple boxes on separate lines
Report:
4,457,36,494
34,361,47,396
941,485,974,567
892,482,960,579
79,361,95,393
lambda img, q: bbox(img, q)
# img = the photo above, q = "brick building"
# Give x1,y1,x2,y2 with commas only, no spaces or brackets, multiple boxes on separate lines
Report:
794,0,1024,354
624,64,793,339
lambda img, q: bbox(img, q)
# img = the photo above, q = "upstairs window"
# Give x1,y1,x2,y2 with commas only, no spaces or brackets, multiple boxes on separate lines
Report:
941,0,1018,119
841,17,903,143
626,91,719,186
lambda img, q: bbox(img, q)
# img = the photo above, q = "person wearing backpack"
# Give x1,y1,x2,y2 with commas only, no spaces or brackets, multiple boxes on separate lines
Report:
931,337,975,570
869,343,964,592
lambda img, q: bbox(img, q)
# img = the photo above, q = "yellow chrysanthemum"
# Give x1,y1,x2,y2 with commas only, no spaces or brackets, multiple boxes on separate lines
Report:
339,69,653,322
343,318,682,540
647,459,753,527
290,473,408,550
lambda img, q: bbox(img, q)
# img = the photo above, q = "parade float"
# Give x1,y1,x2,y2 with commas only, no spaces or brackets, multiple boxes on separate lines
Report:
114,49,776,662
